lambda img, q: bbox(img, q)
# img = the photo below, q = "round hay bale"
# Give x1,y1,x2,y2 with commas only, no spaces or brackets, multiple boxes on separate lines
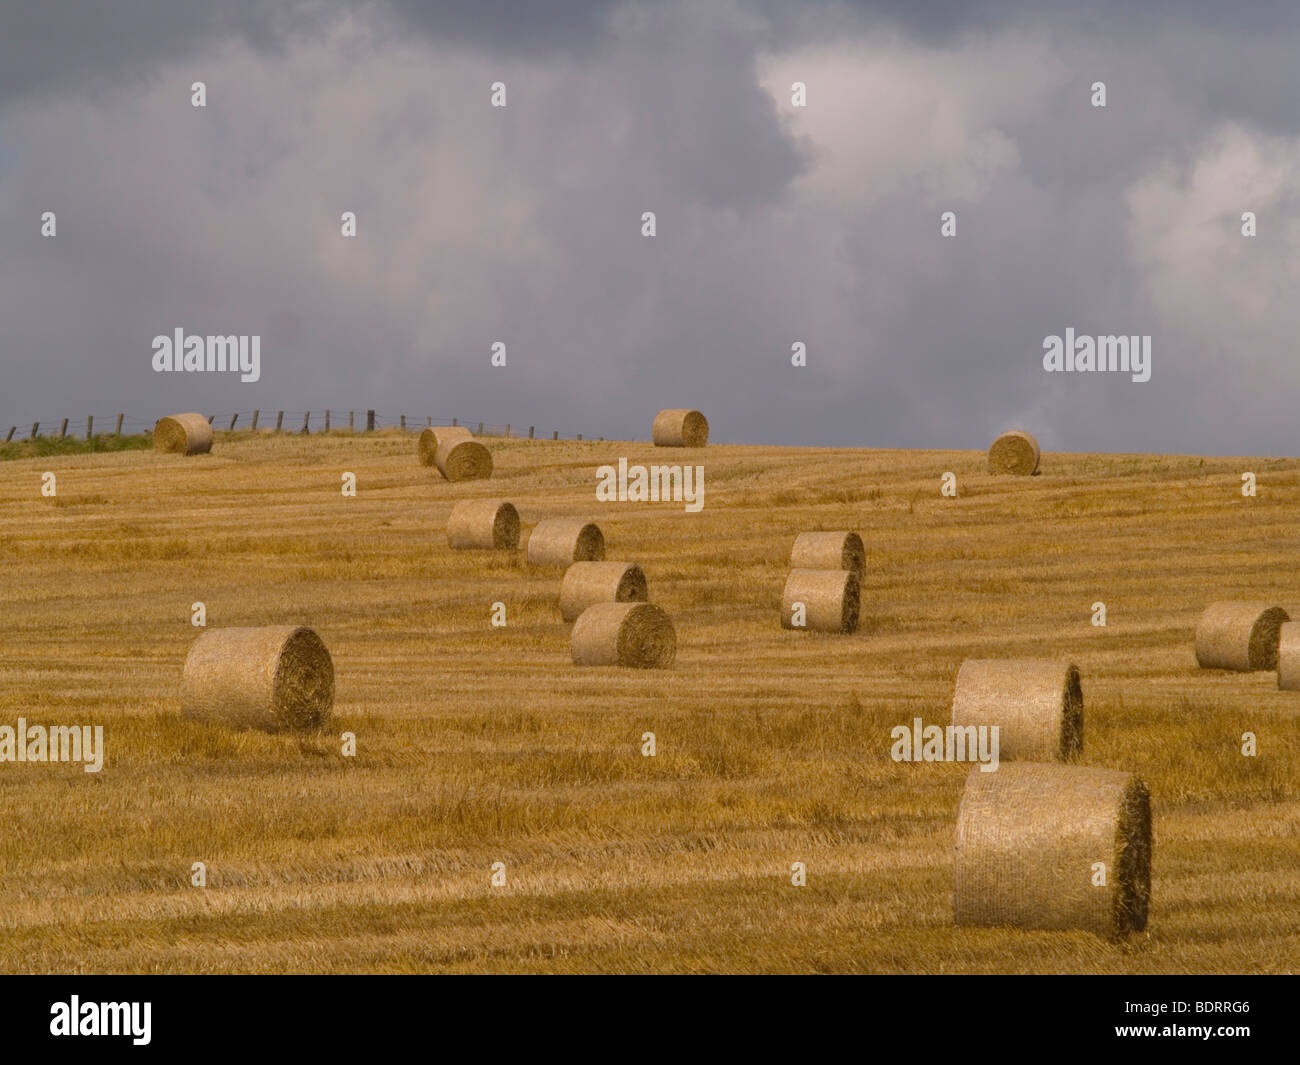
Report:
571,602,675,668
790,531,865,575
439,440,492,482
1195,601,1289,671
418,425,470,467
182,626,334,731
559,561,648,622
1278,622,1300,690
781,568,859,633
447,499,519,550
527,519,605,567
987,430,1040,475
954,762,1151,938
153,413,213,455
652,408,709,447
951,659,1083,761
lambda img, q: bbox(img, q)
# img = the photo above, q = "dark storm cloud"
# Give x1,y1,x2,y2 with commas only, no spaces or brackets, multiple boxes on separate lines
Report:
378,0,619,56
773,0,1300,39
0,0,625,112
0,1,343,110
4,2,1300,454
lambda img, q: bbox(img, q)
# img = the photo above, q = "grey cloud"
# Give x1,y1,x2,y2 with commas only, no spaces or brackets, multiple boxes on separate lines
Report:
0,1,346,111
378,0,619,57
3,4,1300,455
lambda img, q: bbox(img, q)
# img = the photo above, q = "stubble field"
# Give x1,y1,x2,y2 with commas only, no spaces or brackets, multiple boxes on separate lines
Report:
0,429,1297,973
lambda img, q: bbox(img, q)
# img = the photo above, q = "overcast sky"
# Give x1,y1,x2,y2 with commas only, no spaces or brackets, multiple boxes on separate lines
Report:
2,1,1298,453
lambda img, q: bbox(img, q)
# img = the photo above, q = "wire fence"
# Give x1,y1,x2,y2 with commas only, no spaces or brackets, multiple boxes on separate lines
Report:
0,410,605,443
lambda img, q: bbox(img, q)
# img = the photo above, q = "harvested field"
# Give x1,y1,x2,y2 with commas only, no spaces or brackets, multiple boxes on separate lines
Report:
0,430,1297,973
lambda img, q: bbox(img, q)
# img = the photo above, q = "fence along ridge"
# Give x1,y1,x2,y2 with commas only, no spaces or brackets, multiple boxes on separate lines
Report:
2,410,602,443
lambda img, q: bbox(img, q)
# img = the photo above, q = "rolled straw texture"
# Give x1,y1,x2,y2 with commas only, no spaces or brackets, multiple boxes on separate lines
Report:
570,602,675,668
987,430,1040,475
781,568,859,633
790,531,865,575
951,659,1083,761
1278,622,1300,690
153,413,213,455
652,409,709,447
182,626,334,731
559,561,648,622
418,426,470,467
527,519,605,566
1194,601,1289,671
436,439,492,482
447,500,519,550
953,763,1152,938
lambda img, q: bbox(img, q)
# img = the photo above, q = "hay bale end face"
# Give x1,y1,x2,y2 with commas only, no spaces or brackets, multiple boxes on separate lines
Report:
571,602,675,668
987,430,1040,475
1195,601,1289,671
781,568,859,633
1278,622,1300,690
182,626,334,731
790,531,865,575
527,519,605,567
438,439,492,481
418,426,469,466
153,413,214,455
559,561,648,622
652,409,709,447
954,762,1151,938
418,426,492,480
440,440,491,482
951,658,1083,761
447,500,520,550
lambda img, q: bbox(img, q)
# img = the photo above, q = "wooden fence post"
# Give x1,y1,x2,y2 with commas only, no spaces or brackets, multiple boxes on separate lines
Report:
86,416,93,440
366,410,375,431
59,418,68,439
302,411,310,433
324,409,331,432
275,411,284,432
552,430,558,440
426,416,432,427
4,427,15,442
229,414,239,430
400,415,406,431
577,433,583,441
114,414,124,436
251,410,260,431
476,422,484,435
348,411,354,430
452,418,458,427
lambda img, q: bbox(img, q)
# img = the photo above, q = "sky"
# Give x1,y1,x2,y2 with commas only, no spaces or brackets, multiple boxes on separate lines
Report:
2,0,1299,453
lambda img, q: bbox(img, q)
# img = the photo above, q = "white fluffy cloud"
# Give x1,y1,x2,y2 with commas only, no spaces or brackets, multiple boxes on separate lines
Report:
1125,123,1300,443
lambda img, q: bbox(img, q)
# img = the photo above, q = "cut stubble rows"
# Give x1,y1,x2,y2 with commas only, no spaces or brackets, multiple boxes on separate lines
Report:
0,430,1297,972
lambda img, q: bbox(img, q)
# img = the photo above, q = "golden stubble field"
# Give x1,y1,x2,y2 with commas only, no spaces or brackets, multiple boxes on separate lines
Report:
0,429,1297,973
